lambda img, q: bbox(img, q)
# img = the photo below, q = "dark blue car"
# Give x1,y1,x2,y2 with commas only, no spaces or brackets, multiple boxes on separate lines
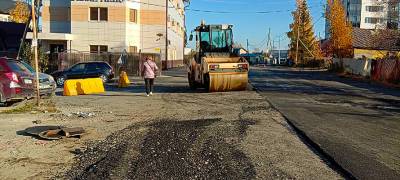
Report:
51,61,114,86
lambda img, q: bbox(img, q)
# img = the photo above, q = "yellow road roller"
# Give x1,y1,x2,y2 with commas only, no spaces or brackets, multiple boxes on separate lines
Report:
188,22,249,92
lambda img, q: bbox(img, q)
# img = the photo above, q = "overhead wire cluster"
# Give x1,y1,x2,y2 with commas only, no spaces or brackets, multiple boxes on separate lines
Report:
131,0,323,14
134,0,326,51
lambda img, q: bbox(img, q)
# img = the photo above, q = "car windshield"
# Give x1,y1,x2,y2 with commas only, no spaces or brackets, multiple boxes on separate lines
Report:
7,60,31,73
20,61,35,73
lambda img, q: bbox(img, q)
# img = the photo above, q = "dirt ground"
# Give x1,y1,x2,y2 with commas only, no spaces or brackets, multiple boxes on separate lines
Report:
0,69,341,179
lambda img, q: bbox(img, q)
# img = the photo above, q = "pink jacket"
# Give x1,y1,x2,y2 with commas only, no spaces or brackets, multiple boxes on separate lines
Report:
142,60,159,79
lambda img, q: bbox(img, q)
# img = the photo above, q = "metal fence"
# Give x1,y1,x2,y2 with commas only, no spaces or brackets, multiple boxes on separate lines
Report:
332,58,400,84
49,52,162,76
371,58,400,84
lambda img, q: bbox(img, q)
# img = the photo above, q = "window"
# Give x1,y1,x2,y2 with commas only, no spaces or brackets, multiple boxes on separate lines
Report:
96,63,111,70
70,64,85,72
99,8,108,21
366,6,384,12
129,46,138,53
130,9,137,23
211,30,227,48
7,61,30,73
365,17,384,24
90,45,108,53
99,45,108,52
90,7,108,21
90,7,98,21
90,45,98,53
86,63,98,71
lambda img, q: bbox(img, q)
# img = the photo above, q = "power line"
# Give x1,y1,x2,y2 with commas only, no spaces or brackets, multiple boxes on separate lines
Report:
130,0,322,14
187,4,321,14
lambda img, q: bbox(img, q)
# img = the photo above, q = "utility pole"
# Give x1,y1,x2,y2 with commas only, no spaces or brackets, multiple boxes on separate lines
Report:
247,39,249,55
295,5,301,66
266,28,271,52
278,38,281,65
31,0,40,105
273,39,277,65
165,0,169,69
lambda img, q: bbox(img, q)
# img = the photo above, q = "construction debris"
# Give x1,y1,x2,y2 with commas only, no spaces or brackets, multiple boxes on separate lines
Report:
74,112,95,118
23,126,85,140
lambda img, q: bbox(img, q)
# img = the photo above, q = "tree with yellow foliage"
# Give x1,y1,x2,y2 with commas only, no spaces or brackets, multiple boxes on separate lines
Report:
326,0,353,58
9,1,30,24
288,0,323,65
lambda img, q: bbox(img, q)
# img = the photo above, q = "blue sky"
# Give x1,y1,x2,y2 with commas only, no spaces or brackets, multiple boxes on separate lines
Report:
185,0,326,51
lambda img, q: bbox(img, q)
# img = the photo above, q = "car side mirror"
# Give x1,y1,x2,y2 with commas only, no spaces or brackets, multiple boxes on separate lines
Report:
189,34,193,41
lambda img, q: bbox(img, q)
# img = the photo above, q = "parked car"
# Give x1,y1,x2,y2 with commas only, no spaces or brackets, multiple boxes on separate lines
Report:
19,61,57,96
0,57,35,104
51,61,114,86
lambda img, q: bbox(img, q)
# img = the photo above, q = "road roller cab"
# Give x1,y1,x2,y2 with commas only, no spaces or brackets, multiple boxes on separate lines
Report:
188,22,249,92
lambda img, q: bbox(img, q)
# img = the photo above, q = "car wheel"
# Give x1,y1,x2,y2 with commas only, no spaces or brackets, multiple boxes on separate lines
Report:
56,76,65,87
0,91,4,103
100,74,108,83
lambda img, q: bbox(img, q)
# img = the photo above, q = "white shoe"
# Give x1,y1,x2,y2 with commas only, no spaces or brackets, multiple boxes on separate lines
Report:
146,94,150,97
150,92,153,96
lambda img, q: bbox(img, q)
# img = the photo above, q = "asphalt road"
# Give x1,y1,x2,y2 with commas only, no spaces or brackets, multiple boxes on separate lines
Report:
61,68,340,179
250,66,400,180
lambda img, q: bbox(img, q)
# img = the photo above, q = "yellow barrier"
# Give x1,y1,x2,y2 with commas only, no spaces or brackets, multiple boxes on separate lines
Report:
85,78,105,94
63,78,105,96
63,79,78,96
118,71,130,88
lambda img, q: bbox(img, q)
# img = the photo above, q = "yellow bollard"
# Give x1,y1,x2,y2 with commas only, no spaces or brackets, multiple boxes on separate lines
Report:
118,71,130,88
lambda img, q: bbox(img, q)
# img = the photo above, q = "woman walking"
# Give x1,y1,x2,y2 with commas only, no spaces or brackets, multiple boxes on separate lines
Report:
142,56,159,96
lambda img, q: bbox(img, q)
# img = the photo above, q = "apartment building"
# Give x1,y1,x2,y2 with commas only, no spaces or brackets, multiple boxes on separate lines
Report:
343,0,400,29
326,0,400,37
29,0,186,67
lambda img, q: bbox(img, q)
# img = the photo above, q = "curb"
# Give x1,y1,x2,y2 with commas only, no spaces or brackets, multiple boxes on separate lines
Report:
0,99,29,113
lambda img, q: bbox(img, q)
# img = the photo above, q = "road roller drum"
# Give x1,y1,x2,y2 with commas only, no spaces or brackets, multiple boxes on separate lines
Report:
209,72,248,92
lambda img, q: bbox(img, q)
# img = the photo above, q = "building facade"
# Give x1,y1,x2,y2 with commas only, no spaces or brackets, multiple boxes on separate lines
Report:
29,0,186,67
326,0,400,37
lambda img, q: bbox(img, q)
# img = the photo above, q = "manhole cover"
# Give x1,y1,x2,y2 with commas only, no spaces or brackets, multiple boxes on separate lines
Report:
24,126,64,136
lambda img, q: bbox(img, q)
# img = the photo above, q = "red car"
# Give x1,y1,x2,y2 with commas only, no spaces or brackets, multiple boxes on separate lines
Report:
0,57,35,104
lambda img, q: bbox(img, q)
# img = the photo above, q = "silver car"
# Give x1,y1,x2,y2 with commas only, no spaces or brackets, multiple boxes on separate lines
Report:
20,61,57,96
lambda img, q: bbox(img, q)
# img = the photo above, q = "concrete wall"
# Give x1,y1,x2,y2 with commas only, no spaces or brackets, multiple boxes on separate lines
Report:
333,58,372,77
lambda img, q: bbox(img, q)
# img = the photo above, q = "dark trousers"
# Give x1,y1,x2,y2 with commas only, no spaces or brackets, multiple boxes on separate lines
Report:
145,78,154,94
